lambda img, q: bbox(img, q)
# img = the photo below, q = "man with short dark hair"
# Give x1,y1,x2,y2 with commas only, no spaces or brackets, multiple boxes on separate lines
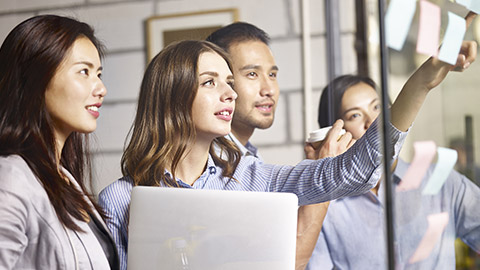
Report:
207,22,339,269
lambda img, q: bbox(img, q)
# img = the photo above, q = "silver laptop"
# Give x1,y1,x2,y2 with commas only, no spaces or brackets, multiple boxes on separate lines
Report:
127,187,298,270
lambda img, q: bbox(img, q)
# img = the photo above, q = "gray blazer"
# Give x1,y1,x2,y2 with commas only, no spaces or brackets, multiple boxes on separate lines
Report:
0,155,119,269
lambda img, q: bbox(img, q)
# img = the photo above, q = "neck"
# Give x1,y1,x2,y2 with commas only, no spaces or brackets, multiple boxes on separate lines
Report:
54,132,67,168
371,181,381,196
231,123,255,147
174,138,211,186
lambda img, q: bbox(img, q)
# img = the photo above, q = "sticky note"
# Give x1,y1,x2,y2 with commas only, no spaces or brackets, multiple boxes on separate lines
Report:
438,12,466,65
422,147,458,195
457,0,472,8
408,212,449,263
397,141,436,192
416,1,441,56
386,0,417,51
468,1,480,14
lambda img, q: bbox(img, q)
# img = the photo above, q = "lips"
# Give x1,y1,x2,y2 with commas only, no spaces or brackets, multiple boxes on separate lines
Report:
255,98,275,113
215,108,233,121
86,103,102,118
86,105,99,112
255,103,274,113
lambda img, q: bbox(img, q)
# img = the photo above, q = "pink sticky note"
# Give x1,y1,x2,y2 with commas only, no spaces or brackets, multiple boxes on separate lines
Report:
408,212,449,263
416,0,440,56
397,141,436,191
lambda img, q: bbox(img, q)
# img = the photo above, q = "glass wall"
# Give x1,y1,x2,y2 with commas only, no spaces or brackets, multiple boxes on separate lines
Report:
361,0,480,268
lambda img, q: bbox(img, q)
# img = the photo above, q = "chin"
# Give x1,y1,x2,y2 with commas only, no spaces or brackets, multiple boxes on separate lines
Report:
255,121,274,130
78,125,97,134
218,131,230,137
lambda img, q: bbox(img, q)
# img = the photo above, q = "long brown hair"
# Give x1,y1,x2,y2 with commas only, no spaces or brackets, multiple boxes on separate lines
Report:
0,15,105,231
122,40,241,187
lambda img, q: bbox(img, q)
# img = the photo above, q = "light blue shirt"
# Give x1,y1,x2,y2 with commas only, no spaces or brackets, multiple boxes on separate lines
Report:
306,159,480,270
99,120,407,270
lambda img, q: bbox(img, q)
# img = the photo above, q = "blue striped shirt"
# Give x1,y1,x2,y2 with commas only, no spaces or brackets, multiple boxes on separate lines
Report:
98,120,407,270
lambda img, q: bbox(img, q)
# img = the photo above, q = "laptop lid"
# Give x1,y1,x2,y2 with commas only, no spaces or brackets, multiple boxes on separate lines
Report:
127,187,298,270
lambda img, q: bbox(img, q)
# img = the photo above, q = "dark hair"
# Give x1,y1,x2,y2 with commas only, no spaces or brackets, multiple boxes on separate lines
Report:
122,40,241,187
206,22,270,52
318,75,377,128
0,15,105,231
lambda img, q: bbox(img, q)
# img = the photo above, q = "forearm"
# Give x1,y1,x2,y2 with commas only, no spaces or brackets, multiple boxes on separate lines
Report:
295,202,330,270
390,73,430,132
390,18,477,132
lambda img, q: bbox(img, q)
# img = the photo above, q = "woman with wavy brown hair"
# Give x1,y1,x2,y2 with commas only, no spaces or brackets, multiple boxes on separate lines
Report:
121,40,241,188
0,15,119,269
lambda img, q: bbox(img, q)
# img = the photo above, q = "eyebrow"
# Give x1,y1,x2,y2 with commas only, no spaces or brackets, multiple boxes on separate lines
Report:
199,71,219,77
342,98,379,116
239,64,279,72
199,71,234,81
74,61,103,71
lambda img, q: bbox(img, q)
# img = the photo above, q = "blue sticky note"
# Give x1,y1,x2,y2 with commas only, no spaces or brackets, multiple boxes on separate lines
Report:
386,0,417,51
468,1,480,14
457,0,472,7
422,147,458,195
438,12,466,65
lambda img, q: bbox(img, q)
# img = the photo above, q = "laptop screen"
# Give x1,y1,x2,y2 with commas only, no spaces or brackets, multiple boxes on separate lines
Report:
127,187,298,270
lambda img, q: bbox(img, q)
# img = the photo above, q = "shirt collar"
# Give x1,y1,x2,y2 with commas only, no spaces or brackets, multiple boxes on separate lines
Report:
367,161,405,205
226,133,259,158
162,155,218,188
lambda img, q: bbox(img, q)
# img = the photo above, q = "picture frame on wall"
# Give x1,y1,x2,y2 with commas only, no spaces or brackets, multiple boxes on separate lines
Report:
145,8,239,62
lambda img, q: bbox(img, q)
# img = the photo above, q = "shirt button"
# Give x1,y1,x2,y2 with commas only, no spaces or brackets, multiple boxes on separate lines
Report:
209,167,217,174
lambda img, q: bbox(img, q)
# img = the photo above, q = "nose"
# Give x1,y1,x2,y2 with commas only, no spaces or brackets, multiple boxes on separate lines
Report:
364,116,372,130
93,80,107,98
259,75,277,97
364,111,378,130
366,107,381,130
221,83,237,102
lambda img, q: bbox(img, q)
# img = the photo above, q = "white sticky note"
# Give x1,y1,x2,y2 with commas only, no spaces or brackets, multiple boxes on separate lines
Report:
422,147,458,195
386,0,417,51
438,12,466,65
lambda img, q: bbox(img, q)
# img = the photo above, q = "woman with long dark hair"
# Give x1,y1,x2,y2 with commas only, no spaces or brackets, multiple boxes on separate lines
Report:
306,53,480,268
0,15,119,269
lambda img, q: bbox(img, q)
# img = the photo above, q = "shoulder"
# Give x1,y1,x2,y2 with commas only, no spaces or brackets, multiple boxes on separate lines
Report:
0,155,42,195
0,155,33,177
98,176,134,210
0,155,59,226
442,167,480,197
236,155,273,171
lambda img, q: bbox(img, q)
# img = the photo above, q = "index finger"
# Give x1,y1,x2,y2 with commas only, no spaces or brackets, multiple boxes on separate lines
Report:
460,40,477,65
325,120,344,141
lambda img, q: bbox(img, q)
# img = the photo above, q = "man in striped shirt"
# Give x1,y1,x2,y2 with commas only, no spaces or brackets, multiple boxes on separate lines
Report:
207,22,351,269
